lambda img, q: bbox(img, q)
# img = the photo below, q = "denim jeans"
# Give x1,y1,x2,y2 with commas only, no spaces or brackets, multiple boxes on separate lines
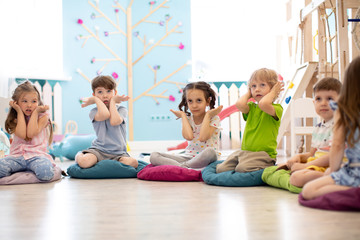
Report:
0,155,54,181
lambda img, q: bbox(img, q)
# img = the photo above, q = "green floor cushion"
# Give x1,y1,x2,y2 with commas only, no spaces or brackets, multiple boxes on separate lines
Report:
0,166,62,185
67,160,148,179
261,166,302,193
201,161,266,187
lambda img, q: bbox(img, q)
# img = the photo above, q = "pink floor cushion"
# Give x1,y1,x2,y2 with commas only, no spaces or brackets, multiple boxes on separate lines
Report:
0,166,62,185
137,164,203,181
298,188,360,211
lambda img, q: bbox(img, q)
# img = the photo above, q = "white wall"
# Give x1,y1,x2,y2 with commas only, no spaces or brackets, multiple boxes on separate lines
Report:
191,0,287,82
0,0,64,97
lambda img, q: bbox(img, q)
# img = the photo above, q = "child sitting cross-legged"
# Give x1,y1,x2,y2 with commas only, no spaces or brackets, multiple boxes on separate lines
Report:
302,56,360,200
75,75,138,169
0,81,55,181
150,81,223,169
216,68,284,173
277,77,344,188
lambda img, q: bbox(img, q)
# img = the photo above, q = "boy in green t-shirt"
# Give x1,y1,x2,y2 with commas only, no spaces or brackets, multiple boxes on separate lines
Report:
216,68,284,173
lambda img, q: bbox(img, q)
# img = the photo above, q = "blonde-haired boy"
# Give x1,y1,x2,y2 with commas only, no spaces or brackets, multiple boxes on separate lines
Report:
216,68,284,173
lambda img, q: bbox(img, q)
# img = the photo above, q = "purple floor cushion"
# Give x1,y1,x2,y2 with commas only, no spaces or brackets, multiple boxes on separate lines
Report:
0,166,62,185
137,164,203,181
298,188,360,211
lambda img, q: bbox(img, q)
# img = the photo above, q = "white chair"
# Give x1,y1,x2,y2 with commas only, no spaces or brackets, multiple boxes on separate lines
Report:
290,97,319,156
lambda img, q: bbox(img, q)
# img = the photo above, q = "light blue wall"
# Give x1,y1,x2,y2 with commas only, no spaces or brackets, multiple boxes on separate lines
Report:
62,0,191,140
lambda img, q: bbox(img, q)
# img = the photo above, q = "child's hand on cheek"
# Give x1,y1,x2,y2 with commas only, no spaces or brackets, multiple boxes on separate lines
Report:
36,105,49,113
9,101,21,112
247,88,253,99
271,81,285,99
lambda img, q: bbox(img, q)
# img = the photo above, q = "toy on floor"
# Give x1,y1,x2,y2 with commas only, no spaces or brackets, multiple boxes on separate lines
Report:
50,134,96,161
0,129,10,158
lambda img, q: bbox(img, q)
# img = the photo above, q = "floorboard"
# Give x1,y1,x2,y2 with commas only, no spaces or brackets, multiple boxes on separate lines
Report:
1,149,359,240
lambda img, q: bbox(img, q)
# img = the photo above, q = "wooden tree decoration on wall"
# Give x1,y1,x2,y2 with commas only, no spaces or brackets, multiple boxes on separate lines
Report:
76,0,189,140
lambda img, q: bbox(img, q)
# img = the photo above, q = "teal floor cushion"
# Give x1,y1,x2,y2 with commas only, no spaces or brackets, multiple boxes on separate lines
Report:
201,161,265,187
261,166,302,193
67,160,148,179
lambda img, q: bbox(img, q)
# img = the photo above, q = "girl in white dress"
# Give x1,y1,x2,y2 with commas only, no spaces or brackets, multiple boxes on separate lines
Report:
150,81,223,169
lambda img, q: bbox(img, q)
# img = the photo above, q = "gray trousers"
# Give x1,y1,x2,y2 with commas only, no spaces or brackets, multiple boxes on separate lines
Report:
150,147,218,169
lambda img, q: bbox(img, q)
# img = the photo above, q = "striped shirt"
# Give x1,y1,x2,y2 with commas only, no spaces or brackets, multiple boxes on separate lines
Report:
311,118,334,152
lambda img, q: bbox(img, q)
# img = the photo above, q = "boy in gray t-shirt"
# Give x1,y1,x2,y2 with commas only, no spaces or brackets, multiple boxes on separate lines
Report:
75,75,138,169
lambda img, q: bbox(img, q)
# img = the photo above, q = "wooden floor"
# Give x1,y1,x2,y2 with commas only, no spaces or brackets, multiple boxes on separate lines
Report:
1,149,360,240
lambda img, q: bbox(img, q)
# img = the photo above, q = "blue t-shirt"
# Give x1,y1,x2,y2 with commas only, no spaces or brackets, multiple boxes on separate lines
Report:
89,105,127,155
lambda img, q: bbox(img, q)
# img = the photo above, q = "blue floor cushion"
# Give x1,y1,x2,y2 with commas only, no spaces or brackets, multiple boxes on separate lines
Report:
201,161,266,187
261,166,302,193
137,164,203,181
67,160,148,179
298,188,360,211
0,166,62,185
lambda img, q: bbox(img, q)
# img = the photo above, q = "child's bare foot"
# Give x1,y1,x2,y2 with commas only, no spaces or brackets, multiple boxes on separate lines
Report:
119,156,138,168
276,163,289,171
290,163,306,173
